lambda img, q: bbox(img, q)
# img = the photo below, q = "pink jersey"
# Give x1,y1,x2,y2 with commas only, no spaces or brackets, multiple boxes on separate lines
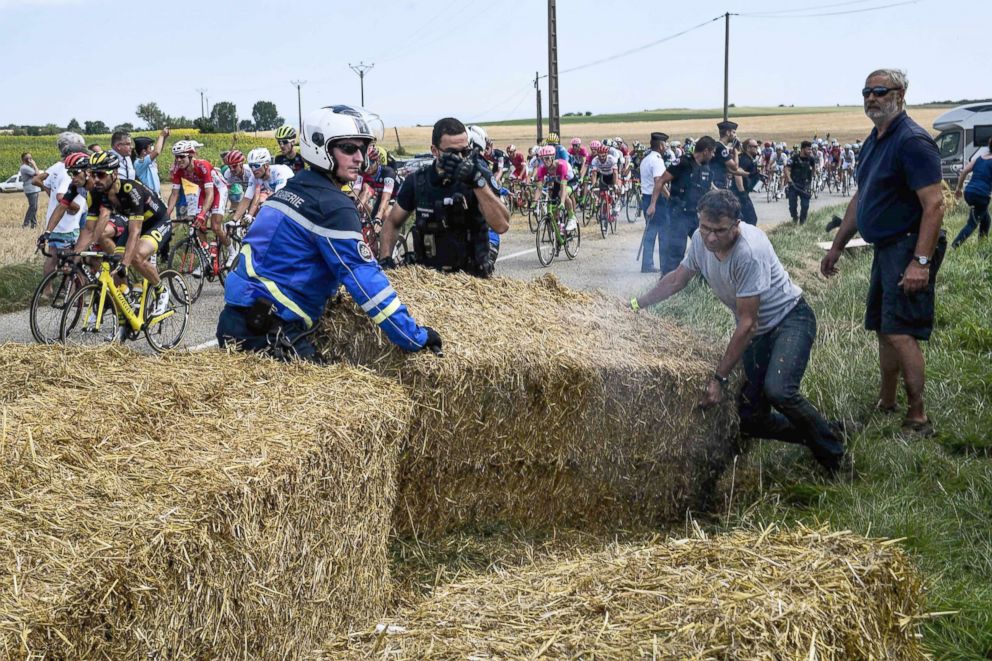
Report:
535,159,570,182
568,146,589,162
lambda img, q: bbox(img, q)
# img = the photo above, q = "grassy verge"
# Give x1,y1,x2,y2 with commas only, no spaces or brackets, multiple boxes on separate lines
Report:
389,204,991,660
0,260,42,313
649,204,992,660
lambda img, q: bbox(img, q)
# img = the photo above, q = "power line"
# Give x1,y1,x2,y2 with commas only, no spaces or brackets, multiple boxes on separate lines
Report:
348,62,374,107
738,0,880,15
740,0,921,18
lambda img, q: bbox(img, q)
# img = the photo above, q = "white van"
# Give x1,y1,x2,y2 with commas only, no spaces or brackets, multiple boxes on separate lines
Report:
933,102,992,183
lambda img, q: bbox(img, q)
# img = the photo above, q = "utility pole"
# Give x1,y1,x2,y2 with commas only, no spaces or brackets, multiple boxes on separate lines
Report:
348,62,374,107
547,0,560,136
290,80,306,132
196,88,206,119
534,72,543,144
723,12,730,123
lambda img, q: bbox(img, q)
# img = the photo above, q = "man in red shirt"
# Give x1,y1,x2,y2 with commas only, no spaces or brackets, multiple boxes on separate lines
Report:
165,140,236,267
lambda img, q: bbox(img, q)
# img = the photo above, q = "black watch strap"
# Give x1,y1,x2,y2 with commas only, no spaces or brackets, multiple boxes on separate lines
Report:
713,372,729,387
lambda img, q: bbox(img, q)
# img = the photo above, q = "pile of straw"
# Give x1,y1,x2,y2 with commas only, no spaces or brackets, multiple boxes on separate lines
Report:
318,268,741,535
325,526,928,659
0,344,410,659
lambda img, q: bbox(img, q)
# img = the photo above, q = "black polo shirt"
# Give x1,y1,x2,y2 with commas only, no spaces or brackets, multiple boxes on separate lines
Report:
710,141,733,189
739,152,759,192
855,111,941,244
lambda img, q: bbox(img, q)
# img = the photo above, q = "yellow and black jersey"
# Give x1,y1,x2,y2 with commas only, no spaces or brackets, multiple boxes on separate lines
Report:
91,179,169,226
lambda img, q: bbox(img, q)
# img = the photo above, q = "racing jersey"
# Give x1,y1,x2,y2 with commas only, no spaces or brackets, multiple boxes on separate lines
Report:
484,149,506,175
245,164,295,200
510,152,526,178
360,164,397,196
171,159,227,193
91,179,168,225
223,164,252,188
829,146,842,163
841,149,856,166
274,151,306,173
535,159,570,183
588,154,619,175
568,146,589,169
225,169,428,350
773,153,788,169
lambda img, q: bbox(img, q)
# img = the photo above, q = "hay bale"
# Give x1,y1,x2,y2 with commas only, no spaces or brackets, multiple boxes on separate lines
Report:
324,526,928,660
0,344,410,660
318,268,740,535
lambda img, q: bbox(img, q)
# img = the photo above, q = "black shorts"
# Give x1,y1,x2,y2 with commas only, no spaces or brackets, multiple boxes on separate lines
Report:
864,231,946,340
115,215,172,251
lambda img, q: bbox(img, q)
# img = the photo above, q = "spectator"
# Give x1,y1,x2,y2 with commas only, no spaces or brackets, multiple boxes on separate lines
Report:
88,143,103,153
134,127,170,194
951,136,992,248
109,129,136,180
19,152,42,229
630,190,847,476
639,131,669,273
737,139,761,225
821,68,945,437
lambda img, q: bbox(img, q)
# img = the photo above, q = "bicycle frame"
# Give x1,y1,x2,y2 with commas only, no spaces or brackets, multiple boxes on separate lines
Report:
85,257,174,332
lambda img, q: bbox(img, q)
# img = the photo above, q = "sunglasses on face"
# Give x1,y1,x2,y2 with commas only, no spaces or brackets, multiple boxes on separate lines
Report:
175,154,189,160
441,147,472,157
862,86,901,98
335,142,364,156
91,171,112,180
278,139,293,146
249,163,265,170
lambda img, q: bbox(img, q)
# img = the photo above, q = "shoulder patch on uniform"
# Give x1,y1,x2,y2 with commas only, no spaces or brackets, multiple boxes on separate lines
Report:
358,241,374,262
720,148,729,158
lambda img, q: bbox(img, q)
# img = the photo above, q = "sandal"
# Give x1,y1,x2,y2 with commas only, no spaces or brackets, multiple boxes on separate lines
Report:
875,401,899,414
900,419,934,438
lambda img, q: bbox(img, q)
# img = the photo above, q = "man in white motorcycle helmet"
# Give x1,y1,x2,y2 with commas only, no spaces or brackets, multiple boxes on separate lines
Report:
219,104,442,361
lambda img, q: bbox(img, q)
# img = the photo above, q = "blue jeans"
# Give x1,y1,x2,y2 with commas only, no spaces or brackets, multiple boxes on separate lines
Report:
640,194,667,269
952,190,990,246
660,208,697,275
738,299,845,468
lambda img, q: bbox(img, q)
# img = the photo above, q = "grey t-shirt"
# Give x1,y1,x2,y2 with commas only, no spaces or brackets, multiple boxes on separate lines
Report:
681,223,802,334
19,163,40,194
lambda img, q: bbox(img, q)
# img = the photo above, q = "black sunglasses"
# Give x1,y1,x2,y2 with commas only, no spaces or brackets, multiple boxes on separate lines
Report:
441,147,473,157
334,142,365,155
862,86,901,99
277,139,293,146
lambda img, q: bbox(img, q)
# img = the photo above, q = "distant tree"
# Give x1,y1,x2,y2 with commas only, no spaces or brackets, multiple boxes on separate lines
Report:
238,119,255,132
39,123,62,135
113,122,135,133
84,120,110,135
210,101,238,132
193,117,215,133
252,101,282,131
584,111,592,116
169,115,197,129
67,118,81,131
136,102,169,130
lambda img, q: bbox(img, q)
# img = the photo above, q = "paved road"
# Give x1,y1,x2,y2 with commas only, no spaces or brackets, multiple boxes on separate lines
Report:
0,191,847,350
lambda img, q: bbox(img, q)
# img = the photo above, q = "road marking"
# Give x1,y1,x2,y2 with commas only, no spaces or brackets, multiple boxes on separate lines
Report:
496,248,537,263
190,338,218,352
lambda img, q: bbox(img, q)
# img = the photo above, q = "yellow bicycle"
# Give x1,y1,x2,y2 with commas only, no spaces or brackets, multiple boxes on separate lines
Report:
59,251,191,352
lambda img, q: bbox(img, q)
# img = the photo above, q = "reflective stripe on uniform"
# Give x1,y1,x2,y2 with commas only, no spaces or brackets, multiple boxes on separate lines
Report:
265,199,364,241
240,244,314,327
360,285,395,312
371,298,401,325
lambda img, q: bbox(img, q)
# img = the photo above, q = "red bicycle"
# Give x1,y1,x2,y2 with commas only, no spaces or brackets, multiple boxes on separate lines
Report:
595,184,618,238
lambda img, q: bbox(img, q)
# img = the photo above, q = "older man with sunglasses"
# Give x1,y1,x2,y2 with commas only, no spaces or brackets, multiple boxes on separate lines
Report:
821,68,945,438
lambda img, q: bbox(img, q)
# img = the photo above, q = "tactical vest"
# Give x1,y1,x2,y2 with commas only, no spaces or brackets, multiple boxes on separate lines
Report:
411,168,493,277
670,158,713,215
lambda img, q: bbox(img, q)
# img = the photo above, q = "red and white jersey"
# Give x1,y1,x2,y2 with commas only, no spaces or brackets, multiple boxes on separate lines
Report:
171,159,227,191
588,154,619,175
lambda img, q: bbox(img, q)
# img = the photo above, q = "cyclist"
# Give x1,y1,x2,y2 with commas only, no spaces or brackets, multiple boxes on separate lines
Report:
165,140,236,268
86,151,172,316
233,148,294,223
274,124,306,173
587,143,620,221
534,145,577,232
356,145,397,228
507,144,528,183
840,143,856,188
222,150,252,207
568,137,589,172
220,104,442,359
482,138,508,185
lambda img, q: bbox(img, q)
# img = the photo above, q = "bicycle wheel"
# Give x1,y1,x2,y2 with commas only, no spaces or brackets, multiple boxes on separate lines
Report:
535,217,556,267
60,283,121,347
625,190,640,222
168,237,205,303
564,212,581,260
599,200,609,239
30,268,86,344
766,177,775,203
144,270,191,352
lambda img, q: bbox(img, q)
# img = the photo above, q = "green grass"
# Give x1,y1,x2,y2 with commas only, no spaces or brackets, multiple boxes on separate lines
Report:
485,105,861,127
0,260,42,313
642,205,992,659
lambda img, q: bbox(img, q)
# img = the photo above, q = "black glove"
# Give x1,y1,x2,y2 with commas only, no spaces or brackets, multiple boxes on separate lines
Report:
452,155,479,185
422,326,443,356
439,153,463,183
378,256,397,270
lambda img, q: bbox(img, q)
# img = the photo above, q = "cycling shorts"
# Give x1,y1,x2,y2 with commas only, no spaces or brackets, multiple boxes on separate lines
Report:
193,184,229,216
597,173,616,188
115,215,172,251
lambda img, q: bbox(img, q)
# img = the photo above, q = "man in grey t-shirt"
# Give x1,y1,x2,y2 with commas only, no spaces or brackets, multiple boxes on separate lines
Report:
629,189,847,476
19,152,42,228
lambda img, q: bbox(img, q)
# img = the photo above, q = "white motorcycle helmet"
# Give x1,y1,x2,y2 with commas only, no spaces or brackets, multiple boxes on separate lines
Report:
467,125,488,152
246,147,272,167
299,105,378,172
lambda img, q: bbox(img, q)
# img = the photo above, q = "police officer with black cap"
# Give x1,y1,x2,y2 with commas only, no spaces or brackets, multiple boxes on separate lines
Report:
785,140,818,224
657,135,717,274
379,117,510,277
714,120,758,226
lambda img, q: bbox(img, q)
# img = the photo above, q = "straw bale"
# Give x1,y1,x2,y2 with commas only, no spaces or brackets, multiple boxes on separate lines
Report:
324,526,928,660
0,344,411,660
318,268,741,536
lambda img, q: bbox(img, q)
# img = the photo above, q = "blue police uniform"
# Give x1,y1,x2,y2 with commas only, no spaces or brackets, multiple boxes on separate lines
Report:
220,169,428,354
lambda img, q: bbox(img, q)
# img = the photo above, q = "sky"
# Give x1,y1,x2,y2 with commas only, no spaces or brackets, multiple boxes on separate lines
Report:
0,0,988,130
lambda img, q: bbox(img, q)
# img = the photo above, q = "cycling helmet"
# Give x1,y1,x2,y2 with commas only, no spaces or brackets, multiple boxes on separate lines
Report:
831,139,839,146
589,139,602,151
223,150,244,166
844,144,852,150
64,152,90,172
56,131,85,157
506,144,517,152
247,147,272,167
299,105,376,171
368,145,381,162
597,144,610,155
671,140,682,147
171,140,198,156
614,136,623,144
274,125,298,141
467,125,489,152
570,137,582,146
546,132,560,145
88,151,120,172
538,145,556,157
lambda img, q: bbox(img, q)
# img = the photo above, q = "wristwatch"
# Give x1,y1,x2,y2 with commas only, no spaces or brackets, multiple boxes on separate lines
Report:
712,372,729,387
913,255,931,267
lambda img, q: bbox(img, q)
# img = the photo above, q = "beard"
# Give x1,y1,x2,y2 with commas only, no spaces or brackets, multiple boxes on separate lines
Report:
865,95,900,123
